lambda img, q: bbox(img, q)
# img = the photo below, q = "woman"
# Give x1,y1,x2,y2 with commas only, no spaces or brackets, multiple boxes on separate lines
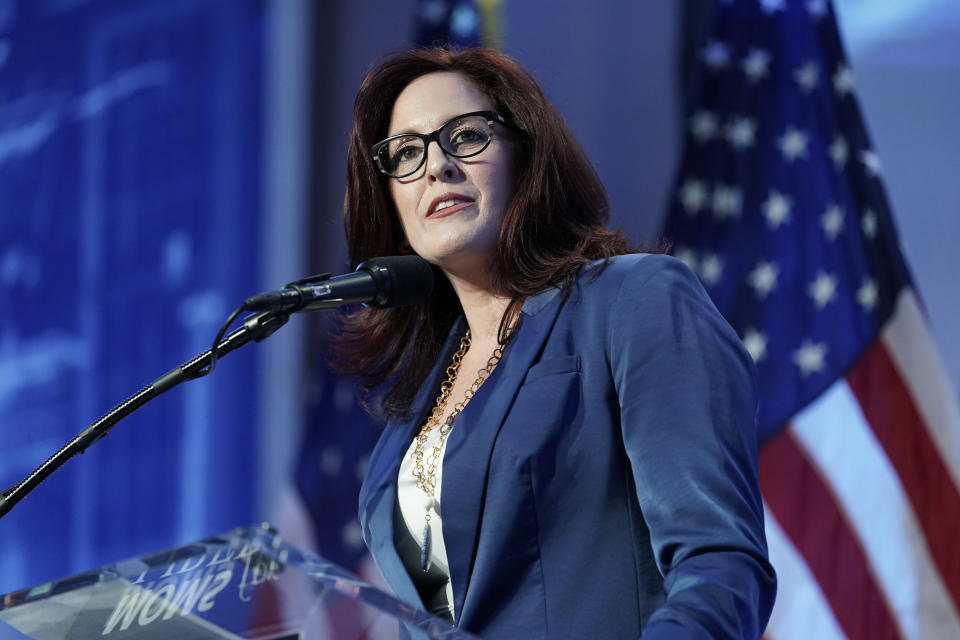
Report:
334,48,776,639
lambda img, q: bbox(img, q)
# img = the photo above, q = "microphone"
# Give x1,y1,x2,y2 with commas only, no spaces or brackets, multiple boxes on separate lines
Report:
243,255,434,313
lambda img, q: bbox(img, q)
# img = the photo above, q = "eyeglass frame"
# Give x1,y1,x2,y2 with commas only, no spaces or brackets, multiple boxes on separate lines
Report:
370,110,514,179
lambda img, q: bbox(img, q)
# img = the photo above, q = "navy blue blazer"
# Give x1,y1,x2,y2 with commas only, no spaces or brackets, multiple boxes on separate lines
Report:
358,254,776,639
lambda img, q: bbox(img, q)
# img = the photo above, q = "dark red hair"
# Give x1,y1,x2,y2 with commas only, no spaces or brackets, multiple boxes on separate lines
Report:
332,47,636,420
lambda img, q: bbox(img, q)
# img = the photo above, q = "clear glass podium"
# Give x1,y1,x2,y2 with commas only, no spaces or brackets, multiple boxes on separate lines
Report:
0,524,473,639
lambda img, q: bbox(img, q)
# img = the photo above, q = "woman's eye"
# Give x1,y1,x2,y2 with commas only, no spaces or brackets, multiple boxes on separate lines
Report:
392,144,423,164
450,127,485,145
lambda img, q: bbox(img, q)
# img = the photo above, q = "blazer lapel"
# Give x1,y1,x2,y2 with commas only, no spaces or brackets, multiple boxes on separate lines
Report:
358,317,469,610
441,287,564,621
357,433,421,608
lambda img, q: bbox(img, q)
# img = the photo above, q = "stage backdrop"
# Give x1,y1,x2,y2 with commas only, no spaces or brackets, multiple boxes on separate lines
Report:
0,0,266,594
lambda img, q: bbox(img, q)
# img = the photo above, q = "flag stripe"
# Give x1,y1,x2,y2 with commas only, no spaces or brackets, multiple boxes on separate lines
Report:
665,2,960,636
762,506,845,640
881,290,960,490
759,427,900,640
847,332,960,612
792,377,960,639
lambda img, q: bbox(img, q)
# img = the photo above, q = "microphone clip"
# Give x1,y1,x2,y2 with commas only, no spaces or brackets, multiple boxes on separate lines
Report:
241,272,332,313
283,272,333,289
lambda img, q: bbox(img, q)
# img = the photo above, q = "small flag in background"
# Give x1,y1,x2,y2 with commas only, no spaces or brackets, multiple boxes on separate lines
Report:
295,356,378,572
663,1,960,638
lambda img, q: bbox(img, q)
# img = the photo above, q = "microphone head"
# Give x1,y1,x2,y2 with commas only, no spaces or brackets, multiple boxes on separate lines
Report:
356,255,434,308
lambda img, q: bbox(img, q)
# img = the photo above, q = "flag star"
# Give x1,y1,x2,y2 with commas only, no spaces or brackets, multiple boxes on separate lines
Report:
793,339,828,377
679,178,709,215
820,203,845,241
320,446,343,475
742,328,768,362
333,379,357,412
699,253,724,286
833,65,855,96
419,0,448,24
760,0,786,13
742,49,771,83
726,116,757,150
857,278,879,311
702,41,731,69
807,0,828,18
860,149,882,176
829,136,849,169
794,61,819,93
808,271,838,309
763,191,793,228
747,260,779,298
342,521,365,550
712,184,743,219
690,110,719,143
673,246,699,272
861,209,878,238
355,454,369,481
450,4,478,37
778,126,809,162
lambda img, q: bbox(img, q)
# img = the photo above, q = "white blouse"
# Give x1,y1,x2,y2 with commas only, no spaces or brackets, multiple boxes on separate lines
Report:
394,425,455,623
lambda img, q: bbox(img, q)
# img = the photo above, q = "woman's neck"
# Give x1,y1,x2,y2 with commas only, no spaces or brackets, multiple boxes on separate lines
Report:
444,270,511,344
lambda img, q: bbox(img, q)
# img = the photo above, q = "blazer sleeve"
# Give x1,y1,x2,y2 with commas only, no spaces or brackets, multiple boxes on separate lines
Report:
608,255,777,639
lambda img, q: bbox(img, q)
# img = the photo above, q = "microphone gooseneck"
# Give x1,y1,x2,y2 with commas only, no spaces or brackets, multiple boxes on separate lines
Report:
0,259,434,521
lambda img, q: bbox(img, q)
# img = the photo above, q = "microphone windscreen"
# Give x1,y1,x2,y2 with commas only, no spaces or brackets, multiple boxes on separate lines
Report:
357,255,434,308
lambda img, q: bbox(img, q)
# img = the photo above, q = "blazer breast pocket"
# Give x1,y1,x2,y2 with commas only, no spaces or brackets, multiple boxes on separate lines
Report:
521,355,581,385
503,355,584,459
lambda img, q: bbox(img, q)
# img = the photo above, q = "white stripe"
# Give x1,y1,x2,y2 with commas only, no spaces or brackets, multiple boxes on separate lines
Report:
762,507,846,640
791,381,960,639
882,289,960,491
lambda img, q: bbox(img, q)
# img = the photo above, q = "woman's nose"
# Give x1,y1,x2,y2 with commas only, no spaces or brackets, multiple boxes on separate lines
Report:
425,141,459,182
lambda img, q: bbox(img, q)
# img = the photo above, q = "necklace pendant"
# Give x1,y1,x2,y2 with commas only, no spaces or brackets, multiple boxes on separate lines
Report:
440,414,455,434
420,522,431,572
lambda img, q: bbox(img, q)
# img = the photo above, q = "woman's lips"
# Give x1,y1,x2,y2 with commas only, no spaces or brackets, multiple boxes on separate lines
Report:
426,199,475,219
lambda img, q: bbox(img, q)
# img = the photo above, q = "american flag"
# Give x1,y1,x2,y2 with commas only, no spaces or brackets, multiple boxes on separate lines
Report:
663,1,960,638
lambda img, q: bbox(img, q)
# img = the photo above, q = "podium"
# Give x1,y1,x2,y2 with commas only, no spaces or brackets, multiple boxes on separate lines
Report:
0,524,474,639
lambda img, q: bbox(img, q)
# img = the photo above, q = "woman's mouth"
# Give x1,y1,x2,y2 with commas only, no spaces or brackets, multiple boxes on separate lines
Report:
427,195,475,219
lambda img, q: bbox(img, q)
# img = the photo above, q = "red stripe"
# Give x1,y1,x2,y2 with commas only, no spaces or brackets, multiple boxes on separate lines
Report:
846,339,960,611
760,427,901,640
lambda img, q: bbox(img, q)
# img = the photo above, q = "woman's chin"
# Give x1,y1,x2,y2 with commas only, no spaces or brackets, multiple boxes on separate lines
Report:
427,250,496,284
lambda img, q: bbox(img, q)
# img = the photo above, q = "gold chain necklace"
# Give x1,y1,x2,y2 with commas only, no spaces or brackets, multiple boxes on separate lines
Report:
411,328,504,571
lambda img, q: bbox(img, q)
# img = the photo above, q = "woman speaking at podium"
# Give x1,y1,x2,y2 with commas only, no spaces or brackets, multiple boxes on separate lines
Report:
332,48,776,639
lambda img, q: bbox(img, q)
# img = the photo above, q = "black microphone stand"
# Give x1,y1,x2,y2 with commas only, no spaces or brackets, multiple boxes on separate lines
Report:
0,310,289,520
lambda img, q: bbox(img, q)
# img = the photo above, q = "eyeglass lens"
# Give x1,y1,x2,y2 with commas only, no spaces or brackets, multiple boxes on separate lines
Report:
378,115,492,177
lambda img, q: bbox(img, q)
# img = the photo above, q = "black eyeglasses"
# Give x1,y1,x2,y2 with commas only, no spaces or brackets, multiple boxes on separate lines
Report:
370,111,512,179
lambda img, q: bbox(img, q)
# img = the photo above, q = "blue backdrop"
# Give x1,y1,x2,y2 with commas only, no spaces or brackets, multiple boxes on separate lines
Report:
0,0,264,594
